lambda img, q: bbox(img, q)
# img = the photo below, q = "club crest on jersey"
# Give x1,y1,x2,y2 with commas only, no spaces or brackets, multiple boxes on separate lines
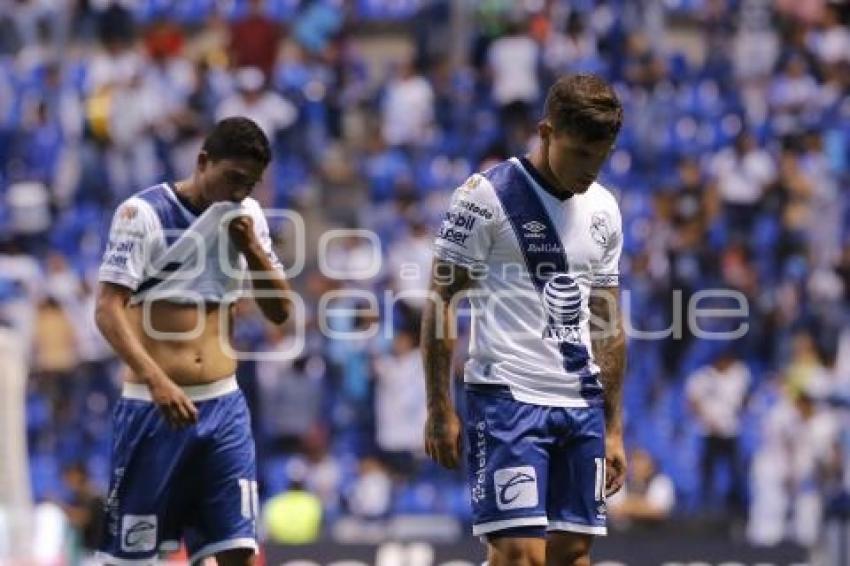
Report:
590,211,611,248
542,273,583,343
522,220,547,239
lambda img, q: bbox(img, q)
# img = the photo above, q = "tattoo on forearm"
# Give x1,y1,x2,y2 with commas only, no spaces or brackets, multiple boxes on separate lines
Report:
421,261,472,413
589,287,627,430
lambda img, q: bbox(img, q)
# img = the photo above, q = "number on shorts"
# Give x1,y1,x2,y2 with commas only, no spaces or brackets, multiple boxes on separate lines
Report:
594,458,605,501
239,479,259,519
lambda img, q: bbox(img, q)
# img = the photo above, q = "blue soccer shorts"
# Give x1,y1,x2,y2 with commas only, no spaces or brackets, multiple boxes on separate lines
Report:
465,384,608,538
96,377,259,564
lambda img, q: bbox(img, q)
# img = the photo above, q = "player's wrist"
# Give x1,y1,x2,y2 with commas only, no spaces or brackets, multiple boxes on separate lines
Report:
241,240,265,258
137,367,169,389
427,399,453,416
605,421,623,437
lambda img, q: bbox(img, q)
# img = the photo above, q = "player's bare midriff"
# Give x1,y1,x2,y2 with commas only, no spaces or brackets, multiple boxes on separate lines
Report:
124,300,236,386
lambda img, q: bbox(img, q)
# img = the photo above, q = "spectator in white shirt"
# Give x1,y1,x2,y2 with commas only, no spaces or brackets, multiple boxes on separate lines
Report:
708,131,777,238
487,20,540,151
216,66,297,141
748,385,839,547
373,327,427,476
608,448,676,528
687,349,751,514
381,59,435,149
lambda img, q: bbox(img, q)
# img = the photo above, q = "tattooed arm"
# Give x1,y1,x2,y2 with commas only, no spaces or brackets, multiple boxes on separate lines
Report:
589,285,627,495
421,259,473,469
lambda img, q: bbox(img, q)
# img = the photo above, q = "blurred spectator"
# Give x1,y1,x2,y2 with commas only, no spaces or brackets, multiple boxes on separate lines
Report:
5,181,51,250
256,326,326,454
229,0,281,79
708,132,777,238
487,19,540,150
386,220,433,310
768,54,820,135
381,59,435,149
373,328,427,476
216,66,297,141
608,449,676,528
263,459,323,544
61,463,104,552
543,11,599,76
686,350,751,514
347,457,392,519
33,296,78,385
807,3,850,66
300,428,343,515
748,384,839,546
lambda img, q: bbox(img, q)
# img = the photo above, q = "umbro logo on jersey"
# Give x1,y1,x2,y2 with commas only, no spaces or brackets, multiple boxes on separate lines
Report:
522,221,547,239
494,466,538,510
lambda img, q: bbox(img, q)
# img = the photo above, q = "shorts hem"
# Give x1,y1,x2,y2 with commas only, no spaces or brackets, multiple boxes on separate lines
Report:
93,552,156,565
189,537,259,562
547,521,607,536
472,516,549,536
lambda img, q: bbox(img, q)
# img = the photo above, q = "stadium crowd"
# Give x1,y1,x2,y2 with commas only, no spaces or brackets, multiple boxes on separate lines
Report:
0,0,848,557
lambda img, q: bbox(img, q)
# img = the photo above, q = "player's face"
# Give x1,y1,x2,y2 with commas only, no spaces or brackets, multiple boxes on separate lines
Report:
197,153,265,203
541,123,614,195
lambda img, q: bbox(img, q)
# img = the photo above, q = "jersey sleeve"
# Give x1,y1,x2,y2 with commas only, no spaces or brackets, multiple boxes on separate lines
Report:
590,196,623,288
98,199,160,291
432,174,500,270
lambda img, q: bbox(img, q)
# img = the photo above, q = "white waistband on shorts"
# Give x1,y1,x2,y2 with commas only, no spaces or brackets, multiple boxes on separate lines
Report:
122,376,238,402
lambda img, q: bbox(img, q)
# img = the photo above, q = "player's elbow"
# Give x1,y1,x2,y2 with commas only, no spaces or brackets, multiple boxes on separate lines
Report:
94,300,113,337
94,286,127,335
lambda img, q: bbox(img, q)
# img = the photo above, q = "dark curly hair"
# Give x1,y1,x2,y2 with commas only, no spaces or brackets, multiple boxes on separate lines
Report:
544,74,623,142
202,117,272,166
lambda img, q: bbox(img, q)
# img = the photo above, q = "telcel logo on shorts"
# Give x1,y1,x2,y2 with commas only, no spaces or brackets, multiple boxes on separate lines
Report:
494,466,538,511
121,514,157,552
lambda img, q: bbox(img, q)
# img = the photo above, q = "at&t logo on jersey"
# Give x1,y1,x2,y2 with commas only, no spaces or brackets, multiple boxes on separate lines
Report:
542,274,583,343
494,466,538,511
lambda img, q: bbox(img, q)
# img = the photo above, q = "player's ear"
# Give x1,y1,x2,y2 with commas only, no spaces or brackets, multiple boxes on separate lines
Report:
538,120,552,146
197,151,210,172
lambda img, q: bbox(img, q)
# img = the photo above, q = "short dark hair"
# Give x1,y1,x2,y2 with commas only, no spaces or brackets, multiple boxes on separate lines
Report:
202,117,272,166
543,74,623,142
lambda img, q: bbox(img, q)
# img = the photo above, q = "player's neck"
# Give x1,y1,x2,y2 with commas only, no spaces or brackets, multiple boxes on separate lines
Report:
525,149,573,200
172,179,211,214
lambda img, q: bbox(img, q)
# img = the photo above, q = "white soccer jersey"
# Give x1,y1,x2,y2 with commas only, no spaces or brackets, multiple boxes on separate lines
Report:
98,183,284,304
433,157,623,407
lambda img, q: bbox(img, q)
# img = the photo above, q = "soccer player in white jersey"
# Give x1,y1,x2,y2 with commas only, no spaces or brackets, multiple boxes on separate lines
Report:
422,75,626,565
94,117,290,564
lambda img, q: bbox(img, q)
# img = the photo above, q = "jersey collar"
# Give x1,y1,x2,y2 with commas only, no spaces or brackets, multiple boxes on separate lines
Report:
167,182,203,217
518,156,572,202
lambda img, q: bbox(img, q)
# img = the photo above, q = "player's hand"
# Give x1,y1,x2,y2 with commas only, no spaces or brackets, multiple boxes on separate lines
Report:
148,377,198,428
605,429,627,497
228,215,259,254
424,409,462,469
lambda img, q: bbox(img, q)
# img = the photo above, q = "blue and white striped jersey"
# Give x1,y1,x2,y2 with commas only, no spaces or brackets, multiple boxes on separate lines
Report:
433,157,623,407
98,183,283,305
